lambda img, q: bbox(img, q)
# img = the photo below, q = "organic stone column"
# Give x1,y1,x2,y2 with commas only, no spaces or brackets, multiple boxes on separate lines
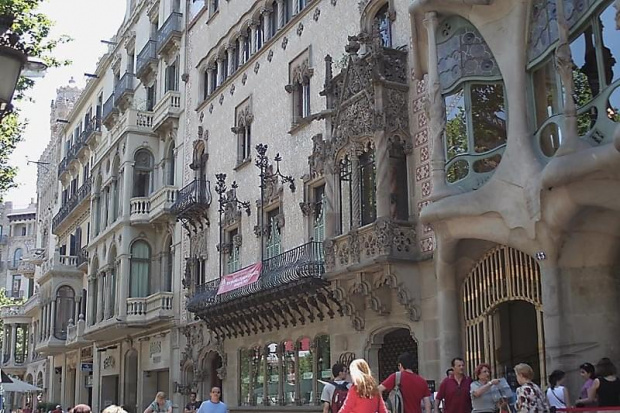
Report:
227,46,235,75
206,66,215,94
250,22,259,54
122,163,134,218
375,134,391,219
10,324,17,362
96,275,104,322
239,36,247,65
1,324,7,360
540,263,562,374
50,300,56,339
351,154,361,229
262,9,271,40
276,0,285,28
424,11,452,201
217,57,225,86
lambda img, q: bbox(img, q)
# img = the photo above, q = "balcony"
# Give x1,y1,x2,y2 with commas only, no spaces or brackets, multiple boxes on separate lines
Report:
129,185,177,224
102,94,118,128
152,90,182,132
77,247,88,271
171,179,211,219
324,218,417,274
136,39,158,82
52,178,92,234
0,234,7,244
187,241,340,338
114,72,135,110
126,292,174,325
39,252,85,285
157,12,183,57
16,260,35,275
22,292,39,317
35,330,67,356
82,116,102,146
65,316,89,349
1,351,27,375
0,305,27,320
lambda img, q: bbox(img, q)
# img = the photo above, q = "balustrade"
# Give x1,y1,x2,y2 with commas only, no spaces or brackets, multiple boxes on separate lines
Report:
126,292,174,320
130,197,151,215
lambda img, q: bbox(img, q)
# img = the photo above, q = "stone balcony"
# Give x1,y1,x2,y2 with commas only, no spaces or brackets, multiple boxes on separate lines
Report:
126,292,174,325
65,316,89,349
22,292,40,317
324,218,417,274
35,330,67,356
157,12,182,57
152,90,182,132
1,352,27,375
129,185,177,224
136,39,158,82
52,178,92,234
0,305,29,321
39,253,85,285
107,107,155,138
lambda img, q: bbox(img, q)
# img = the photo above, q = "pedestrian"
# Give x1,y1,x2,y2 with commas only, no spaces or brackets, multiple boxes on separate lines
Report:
337,359,387,413
575,362,596,406
470,363,501,413
23,404,32,413
72,405,90,413
102,406,127,413
514,363,549,413
143,392,172,413
434,358,472,413
185,392,202,413
379,352,432,413
197,387,227,413
583,357,620,407
546,370,570,409
446,369,454,379
320,363,351,413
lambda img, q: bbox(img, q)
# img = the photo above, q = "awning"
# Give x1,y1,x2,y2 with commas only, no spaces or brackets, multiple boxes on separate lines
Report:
2,377,42,392
1,370,13,384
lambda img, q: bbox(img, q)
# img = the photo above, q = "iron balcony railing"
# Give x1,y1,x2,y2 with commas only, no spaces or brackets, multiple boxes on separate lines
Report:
52,178,92,232
102,94,116,122
137,40,158,77
187,241,325,311
82,116,101,143
114,72,135,102
77,246,88,267
171,179,212,214
157,12,183,52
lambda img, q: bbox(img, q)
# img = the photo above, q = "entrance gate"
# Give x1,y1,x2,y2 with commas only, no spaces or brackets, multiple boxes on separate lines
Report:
378,328,418,382
462,245,546,383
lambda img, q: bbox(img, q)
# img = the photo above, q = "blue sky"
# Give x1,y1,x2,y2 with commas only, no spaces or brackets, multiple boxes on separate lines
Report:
6,0,126,207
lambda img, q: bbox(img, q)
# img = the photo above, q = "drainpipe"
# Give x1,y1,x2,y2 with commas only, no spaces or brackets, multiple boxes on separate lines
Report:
408,0,493,79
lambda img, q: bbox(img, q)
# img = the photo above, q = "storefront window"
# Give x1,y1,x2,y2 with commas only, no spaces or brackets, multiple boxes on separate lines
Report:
298,337,313,405
240,348,251,405
266,343,279,405
283,340,296,405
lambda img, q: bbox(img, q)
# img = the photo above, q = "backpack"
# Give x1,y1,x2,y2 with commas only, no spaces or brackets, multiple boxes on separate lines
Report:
386,372,404,413
331,381,349,413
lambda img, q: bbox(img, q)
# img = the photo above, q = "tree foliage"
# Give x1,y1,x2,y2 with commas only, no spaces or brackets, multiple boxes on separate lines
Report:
0,0,71,198
0,287,25,352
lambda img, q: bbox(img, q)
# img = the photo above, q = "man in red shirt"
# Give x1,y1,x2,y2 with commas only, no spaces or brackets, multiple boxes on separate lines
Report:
379,352,431,413
434,358,472,413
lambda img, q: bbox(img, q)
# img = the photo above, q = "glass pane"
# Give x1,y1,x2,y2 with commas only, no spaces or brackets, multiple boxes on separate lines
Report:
599,6,620,86
532,59,561,128
445,89,468,160
251,346,264,406
240,349,251,405
539,122,561,157
577,106,598,136
266,343,279,405
298,337,313,405
339,159,352,234
571,27,599,104
446,160,469,183
472,154,502,173
283,340,296,405
316,336,331,381
471,83,507,153
359,149,376,227
608,86,620,122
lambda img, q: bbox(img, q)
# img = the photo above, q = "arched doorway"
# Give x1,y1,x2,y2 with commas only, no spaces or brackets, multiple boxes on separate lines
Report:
123,349,138,413
462,245,545,384
200,351,223,400
377,328,418,382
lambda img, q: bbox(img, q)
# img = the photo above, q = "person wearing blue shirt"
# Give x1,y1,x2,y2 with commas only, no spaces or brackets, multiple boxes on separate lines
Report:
197,387,228,413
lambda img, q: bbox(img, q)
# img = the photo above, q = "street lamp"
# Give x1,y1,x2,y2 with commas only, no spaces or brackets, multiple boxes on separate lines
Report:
0,44,26,121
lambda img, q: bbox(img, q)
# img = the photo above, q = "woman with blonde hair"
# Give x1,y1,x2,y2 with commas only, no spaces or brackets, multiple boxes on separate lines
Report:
514,363,549,413
338,359,387,413
144,392,173,413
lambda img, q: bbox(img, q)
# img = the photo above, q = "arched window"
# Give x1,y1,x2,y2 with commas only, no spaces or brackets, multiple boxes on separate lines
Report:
270,1,278,36
167,144,175,186
12,248,23,267
130,240,151,298
133,149,154,197
54,286,75,340
375,4,392,48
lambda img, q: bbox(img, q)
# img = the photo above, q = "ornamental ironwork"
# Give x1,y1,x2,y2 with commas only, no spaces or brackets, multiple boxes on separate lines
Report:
171,179,212,232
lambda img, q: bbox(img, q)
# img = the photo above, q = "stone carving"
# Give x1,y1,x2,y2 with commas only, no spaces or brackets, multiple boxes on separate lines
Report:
254,62,260,74
313,8,321,21
281,36,289,50
209,103,214,114
290,58,312,86
229,84,235,95
331,0,337,5
236,106,254,128
267,49,274,62
297,22,304,36
299,201,316,216
232,233,243,248
385,89,409,133
222,189,244,227
242,73,248,85
308,134,331,178
219,94,224,105
103,356,115,369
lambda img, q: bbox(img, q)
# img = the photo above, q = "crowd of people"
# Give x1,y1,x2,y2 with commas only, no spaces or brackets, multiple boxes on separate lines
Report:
38,355,619,413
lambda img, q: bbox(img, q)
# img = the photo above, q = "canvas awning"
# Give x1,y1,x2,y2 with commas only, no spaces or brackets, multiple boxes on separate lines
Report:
2,377,42,392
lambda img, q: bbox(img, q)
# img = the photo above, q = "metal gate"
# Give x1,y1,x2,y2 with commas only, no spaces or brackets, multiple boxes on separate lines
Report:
378,328,418,382
461,245,545,382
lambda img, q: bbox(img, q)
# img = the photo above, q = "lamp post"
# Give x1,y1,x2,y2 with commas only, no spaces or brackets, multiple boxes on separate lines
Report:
0,14,48,123
254,144,295,262
215,173,250,278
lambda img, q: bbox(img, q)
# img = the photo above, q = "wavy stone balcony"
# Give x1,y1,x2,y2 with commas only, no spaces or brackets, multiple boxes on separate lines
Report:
102,94,118,128
114,72,135,110
65,316,89,349
152,90,182,132
136,39,158,82
22,292,39,317
187,241,341,338
324,218,417,274
52,178,92,234
157,12,183,57
39,253,85,285
129,185,177,224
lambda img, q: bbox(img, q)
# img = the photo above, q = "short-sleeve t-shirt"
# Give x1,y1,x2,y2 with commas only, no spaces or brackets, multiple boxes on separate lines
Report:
150,400,172,413
436,376,473,413
381,371,431,413
320,380,352,404
197,400,228,413
185,401,202,411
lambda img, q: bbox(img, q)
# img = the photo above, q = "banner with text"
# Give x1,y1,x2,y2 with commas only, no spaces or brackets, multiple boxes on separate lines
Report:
216,262,262,295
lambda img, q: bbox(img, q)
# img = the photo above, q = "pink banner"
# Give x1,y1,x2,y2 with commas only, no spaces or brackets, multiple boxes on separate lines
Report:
216,262,262,295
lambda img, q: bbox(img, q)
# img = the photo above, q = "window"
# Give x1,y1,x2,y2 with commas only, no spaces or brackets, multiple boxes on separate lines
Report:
11,275,21,297
130,240,151,298
128,51,135,73
235,102,253,165
233,38,240,71
256,15,264,51
163,237,173,292
265,209,281,259
221,54,229,82
226,228,240,274
210,0,219,14
313,185,325,242
444,83,507,182
211,63,219,92
239,335,330,406
375,4,392,48
12,248,22,267
203,69,209,99
133,149,154,197
244,27,252,61
298,0,306,13
107,249,117,319
288,51,312,125
167,144,175,186
270,1,278,36
284,0,293,22
359,149,377,226
338,144,377,233
166,59,179,92
146,84,156,111
54,286,75,340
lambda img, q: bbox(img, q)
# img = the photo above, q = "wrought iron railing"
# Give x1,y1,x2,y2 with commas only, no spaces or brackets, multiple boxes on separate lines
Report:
52,178,92,232
102,94,116,122
114,72,135,102
171,179,212,214
137,39,158,77
77,247,88,266
187,241,325,310
82,116,101,143
157,12,183,52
